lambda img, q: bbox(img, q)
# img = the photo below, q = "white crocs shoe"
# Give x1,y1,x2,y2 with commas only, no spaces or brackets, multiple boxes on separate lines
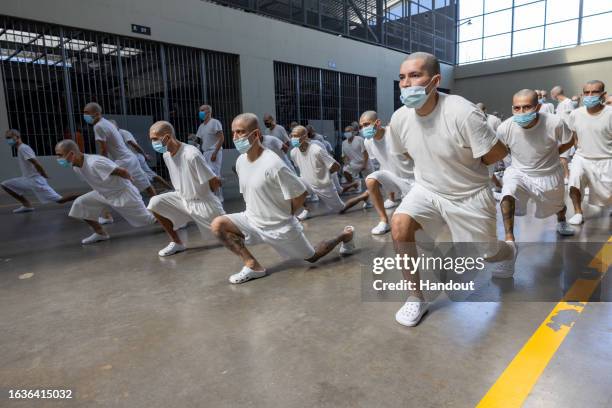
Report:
81,232,110,245
395,296,429,327
229,266,267,284
158,242,186,257
339,226,355,255
490,241,517,278
383,199,398,209
568,213,583,225
98,216,114,225
371,221,390,235
13,206,34,213
556,221,575,236
297,209,310,221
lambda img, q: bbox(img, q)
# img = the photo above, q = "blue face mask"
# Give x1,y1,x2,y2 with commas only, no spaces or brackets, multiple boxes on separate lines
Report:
513,111,537,128
400,81,432,109
152,137,167,154
291,137,302,148
83,114,94,125
234,131,254,154
538,98,546,104
360,125,376,139
57,157,71,168
6,138,16,146
199,111,207,121
582,95,601,108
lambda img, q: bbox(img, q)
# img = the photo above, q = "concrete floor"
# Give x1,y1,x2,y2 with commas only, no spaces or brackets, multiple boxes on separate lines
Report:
0,190,610,407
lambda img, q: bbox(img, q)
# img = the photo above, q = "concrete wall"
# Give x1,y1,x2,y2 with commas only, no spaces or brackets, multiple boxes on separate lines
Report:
0,0,454,196
454,41,612,119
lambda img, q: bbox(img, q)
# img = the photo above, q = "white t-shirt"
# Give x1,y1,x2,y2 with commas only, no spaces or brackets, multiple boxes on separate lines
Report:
262,135,286,161
94,118,137,162
497,112,572,175
364,130,414,179
486,114,502,132
236,149,306,229
267,125,289,143
290,142,337,189
119,129,139,154
555,98,575,124
196,118,223,151
540,102,555,114
17,144,38,178
163,143,221,203
342,136,368,167
388,93,498,199
568,106,612,160
73,154,135,200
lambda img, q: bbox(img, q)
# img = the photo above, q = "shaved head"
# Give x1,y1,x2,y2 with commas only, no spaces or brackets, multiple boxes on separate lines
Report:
514,89,538,106
5,129,21,139
584,80,605,92
476,102,486,112
84,102,102,114
149,121,176,140
292,125,307,139
360,110,378,122
263,113,273,121
403,52,440,76
55,139,80,155
199,104,212,113
232,113,260,133
551,85,564,96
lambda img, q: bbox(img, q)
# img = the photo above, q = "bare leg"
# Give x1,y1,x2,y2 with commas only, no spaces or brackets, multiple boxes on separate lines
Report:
343,171,353,184
339,191,369,213
84,219,106,235
151,211,183,245
56,193,82,204
491,175,502,189
341,180,359,194
560,158,569,180
305,226,354,262
1,185,32,208
154,175,173,190
145,185,157,197
211,216,264,271
569,187,583,215
500,195,515,242
389,192,396,202
366,178,388,223
557,205,567,222
391,213,424,300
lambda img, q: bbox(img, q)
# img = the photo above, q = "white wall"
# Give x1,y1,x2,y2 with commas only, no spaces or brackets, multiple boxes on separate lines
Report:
454,41,612,119
0,0,454,196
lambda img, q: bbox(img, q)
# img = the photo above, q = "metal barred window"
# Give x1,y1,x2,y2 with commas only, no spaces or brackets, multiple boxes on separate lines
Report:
207,0,457,64
273,60,377,153
0,16,241,177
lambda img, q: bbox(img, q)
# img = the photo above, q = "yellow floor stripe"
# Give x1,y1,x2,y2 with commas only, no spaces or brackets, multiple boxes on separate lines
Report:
477,237,612,408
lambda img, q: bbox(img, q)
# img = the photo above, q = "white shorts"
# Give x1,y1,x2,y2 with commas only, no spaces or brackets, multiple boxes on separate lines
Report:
224,212,316,260
366,170,413,198
331,173,342,193
395,183,497,243
343,163,372,179
203,148,222,177
147,191,225,235
69,189,155,227
502,166,565,218
137,153,157,181
1,176,61,204
116,156,152,192
569,155,612,206
560,146,575,160
302,181,345,213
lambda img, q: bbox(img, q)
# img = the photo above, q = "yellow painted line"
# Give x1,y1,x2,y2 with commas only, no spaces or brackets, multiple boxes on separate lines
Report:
477,237,612,408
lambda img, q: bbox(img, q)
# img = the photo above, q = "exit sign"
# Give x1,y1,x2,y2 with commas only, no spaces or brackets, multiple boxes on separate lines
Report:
131,24,151,36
